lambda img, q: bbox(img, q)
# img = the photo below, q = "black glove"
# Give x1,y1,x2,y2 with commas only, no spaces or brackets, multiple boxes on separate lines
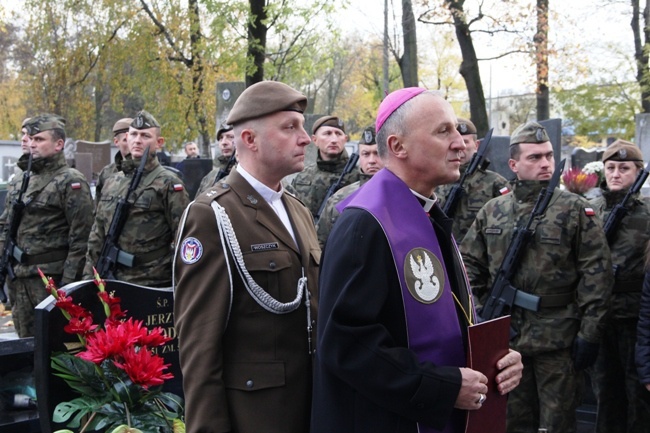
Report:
572,336,599,371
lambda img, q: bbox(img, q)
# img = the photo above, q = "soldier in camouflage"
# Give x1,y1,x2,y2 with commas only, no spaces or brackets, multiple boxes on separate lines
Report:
94,117,132,206
0,114,94,337
291,115,361,219
461,121,613,433
435,117,509,243
587,140,650,433
83,111,189,287
316,125,383,248
196,123,235,196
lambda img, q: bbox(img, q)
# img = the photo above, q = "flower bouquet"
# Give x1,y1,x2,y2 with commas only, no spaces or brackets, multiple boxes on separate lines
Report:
562,166,600,196
582,161,605,185
39,268,184,433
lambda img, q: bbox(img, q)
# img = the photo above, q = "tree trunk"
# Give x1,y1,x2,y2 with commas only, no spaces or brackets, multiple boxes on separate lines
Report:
246,0,267,87
632,0,650,113
399,0,418,87
535,0,549,120
188,0,210,155
445,0,489,136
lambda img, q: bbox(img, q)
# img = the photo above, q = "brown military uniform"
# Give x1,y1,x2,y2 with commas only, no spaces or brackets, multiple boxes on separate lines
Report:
174,169,320,433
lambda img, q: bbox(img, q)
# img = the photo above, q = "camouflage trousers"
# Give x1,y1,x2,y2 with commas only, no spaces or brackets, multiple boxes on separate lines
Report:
588,318,650,433
8,275,59,338
507,348,583,433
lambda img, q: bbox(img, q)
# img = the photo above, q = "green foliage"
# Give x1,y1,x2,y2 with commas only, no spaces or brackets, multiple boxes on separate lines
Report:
554,79,640,141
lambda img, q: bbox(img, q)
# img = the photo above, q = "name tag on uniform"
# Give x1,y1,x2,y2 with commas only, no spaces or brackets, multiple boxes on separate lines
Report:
251,242,279,251
485,228,502,235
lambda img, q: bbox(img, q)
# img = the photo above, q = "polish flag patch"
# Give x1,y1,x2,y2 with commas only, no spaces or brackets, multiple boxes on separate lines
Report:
499,187,510,195
173,184,184,192
70,182,81,190
584,207,595,216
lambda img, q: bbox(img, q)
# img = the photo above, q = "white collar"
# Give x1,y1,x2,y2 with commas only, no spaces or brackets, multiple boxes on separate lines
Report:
237,165,284,203
410,189,437,213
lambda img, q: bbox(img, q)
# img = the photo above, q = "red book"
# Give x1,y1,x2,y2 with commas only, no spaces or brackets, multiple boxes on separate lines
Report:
465,315,511,433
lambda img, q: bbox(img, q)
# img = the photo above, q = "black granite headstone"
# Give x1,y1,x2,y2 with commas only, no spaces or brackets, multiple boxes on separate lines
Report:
571,147,604,169
177,158,214,200
34,280,181,433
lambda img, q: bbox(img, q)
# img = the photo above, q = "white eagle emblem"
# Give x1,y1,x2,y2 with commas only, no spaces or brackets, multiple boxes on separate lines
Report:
409,252,440,302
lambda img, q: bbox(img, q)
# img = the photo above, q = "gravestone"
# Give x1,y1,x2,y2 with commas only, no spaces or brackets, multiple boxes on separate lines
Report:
34,280,181,433
177,158,213,200
75,140,111,182
482,118,563,181
216,82,246,131
571,147,605,169
635,113,650,162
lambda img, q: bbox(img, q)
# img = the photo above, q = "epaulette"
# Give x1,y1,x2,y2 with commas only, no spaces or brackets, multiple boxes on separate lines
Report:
195,182,231,203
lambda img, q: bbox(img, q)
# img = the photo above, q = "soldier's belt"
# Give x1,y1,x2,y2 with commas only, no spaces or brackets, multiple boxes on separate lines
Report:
116,245,169,267
513,289,575,311
612,279,643,293
11,245,68,265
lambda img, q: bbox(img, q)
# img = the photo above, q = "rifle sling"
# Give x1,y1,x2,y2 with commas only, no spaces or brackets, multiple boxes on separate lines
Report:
513,289,575,311
116,244,169,267
613,278,643,293
11,245,68,265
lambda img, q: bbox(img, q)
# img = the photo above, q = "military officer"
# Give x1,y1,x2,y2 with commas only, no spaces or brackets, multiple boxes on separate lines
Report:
94,117,132,205
195,123,236,196
435,117,509,243
174,81,320,433
83,110,189,287
588,139,650,433
291,115,360,219
0,114,94,337
316,125,383,248
461,121,613,433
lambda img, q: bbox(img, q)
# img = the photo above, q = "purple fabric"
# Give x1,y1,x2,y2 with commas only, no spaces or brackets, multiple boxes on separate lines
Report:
340,168,467,433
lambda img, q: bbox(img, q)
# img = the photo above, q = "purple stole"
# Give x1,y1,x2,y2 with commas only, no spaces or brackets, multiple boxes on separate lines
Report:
338,168,469,433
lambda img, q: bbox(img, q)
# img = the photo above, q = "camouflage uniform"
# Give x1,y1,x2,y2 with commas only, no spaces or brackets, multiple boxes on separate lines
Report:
461,180,613,433
316,171,371,248
0,151,94,337
95,152,125,205
435,163,509,243
588,187,650,433
83,151,189,287
291,149,361,219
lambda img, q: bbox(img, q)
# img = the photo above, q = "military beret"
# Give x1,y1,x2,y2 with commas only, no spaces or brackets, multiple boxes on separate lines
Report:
359,125,376,145
131,110,160,130
457,117,477,135
602,139,643,163
21,118,31,129
216,123,233,141
226,81,308,126
112,118,133,136
313,115,346,135
510,121,549,145
24,114,66,135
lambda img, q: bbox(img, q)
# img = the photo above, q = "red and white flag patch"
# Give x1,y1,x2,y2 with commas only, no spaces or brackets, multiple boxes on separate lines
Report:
70,182,81,190
499,187,510,195
584,207,595,216
173,184,184,192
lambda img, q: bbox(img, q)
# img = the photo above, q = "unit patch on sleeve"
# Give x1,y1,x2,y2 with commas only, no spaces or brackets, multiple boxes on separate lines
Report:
180,237,203,264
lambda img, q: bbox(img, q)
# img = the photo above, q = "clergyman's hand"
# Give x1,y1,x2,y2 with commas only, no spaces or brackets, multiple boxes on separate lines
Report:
455,368,488,410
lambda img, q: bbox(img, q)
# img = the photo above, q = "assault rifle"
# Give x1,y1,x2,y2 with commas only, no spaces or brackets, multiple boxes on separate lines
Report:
480,159,566,322
95,146,150,279
603,161,650,242
0,153,33,302
442,128,494,218
213,151,237,186
314,152,359,224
